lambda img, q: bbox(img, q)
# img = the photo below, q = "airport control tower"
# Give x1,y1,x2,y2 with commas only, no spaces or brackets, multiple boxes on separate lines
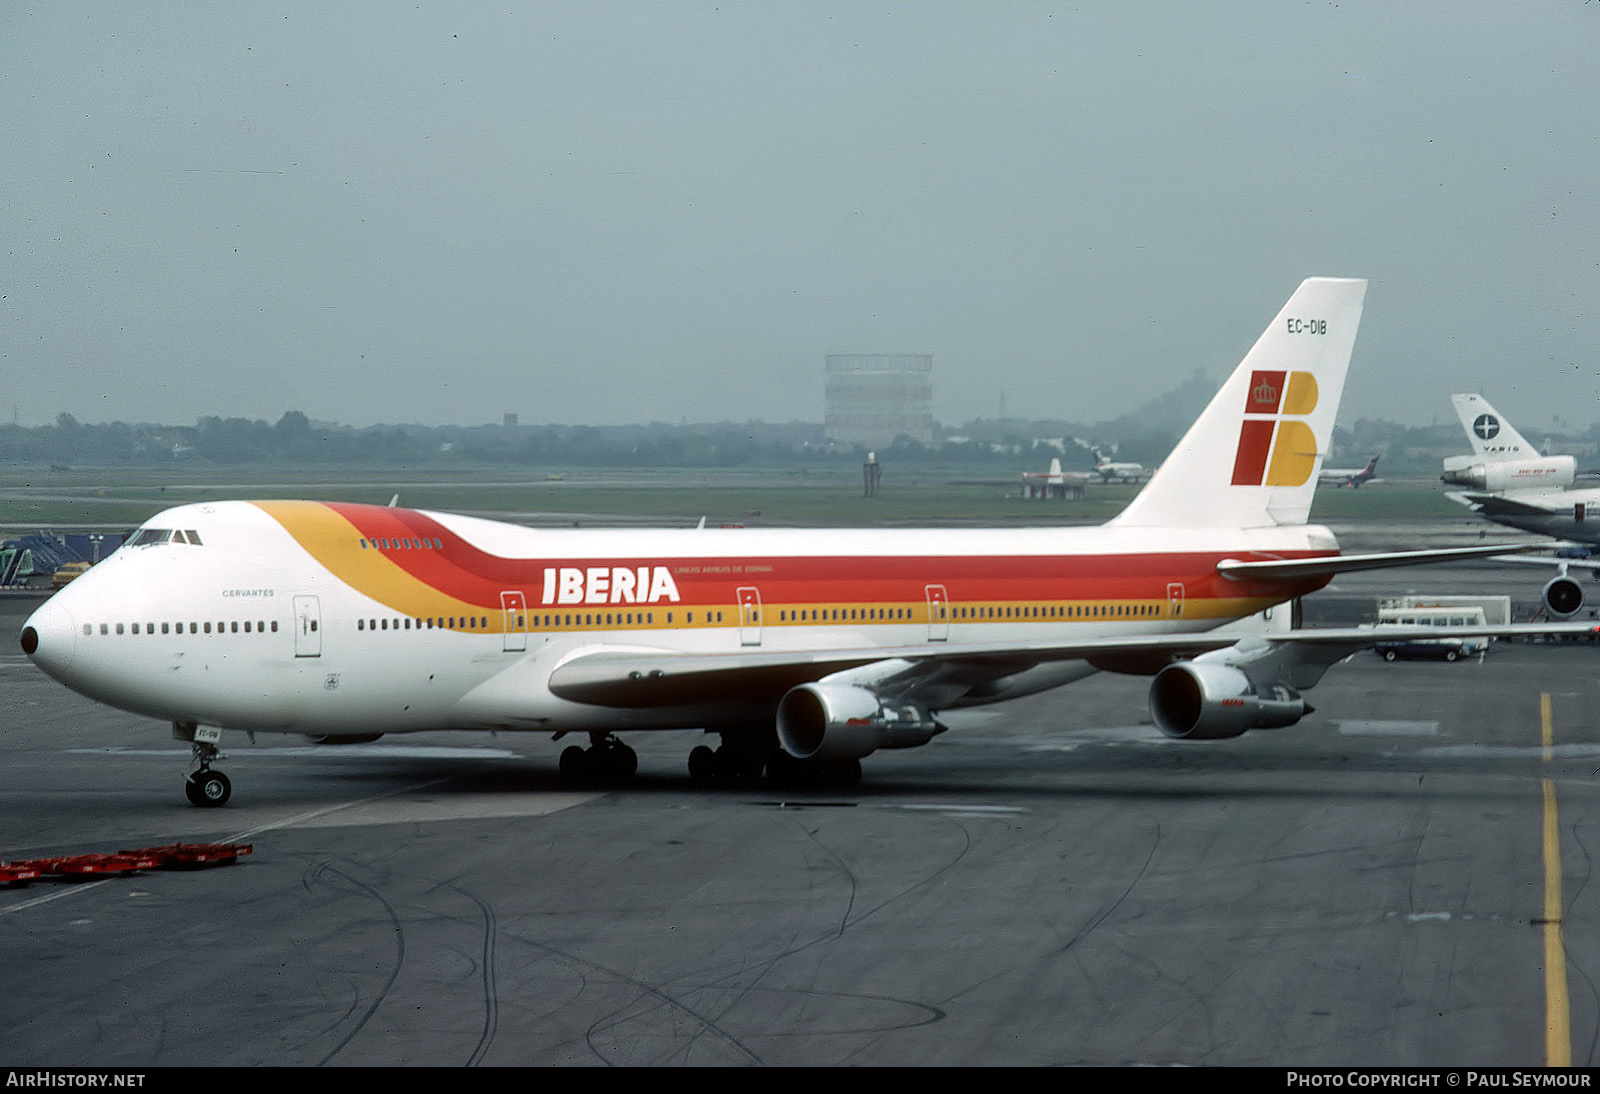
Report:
824,354,934,450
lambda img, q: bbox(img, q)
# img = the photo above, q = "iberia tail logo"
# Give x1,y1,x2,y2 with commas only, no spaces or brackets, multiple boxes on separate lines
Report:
1231,370,1320,486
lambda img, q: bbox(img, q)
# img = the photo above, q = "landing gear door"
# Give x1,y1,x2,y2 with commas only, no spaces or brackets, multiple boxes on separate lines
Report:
925,584,949,641
737,586,762,647
292,594,322,658
501,591,527,652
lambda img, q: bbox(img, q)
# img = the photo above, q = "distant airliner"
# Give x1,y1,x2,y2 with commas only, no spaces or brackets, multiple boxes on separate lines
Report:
1091,450,1148,484
1442,392,1600,616
20,279,1582,807
1019,457,1092,498
1318,455,1379,489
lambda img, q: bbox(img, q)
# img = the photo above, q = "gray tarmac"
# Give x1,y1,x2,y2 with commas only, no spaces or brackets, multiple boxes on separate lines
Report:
3,544,1600,1066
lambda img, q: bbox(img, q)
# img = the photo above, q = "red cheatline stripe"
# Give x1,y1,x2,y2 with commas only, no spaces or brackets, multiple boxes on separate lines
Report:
271,502,1329,614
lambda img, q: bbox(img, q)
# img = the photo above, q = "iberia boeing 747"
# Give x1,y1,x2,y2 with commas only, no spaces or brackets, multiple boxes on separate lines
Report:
20,278,1581,806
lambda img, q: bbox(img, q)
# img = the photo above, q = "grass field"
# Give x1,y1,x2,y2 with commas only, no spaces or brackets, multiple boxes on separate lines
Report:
0,465,1469,531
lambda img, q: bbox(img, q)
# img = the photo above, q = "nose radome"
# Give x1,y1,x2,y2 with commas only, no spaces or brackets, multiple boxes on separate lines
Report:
21,598,76,676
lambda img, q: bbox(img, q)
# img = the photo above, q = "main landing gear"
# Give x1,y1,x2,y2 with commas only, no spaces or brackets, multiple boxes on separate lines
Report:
557,732,639,786
175,722,232,808
552,731,864,791
687,735,863,790
687,742,766,786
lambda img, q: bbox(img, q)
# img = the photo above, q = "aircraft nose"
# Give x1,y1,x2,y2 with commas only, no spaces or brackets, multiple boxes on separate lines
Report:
21,597,76,677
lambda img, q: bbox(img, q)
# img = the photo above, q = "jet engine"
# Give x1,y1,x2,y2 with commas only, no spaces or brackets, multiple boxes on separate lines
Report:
1147,661,1308,741
304,733,386,745
1440,455,1576,492
1543,575,1585,618
776,683,941,762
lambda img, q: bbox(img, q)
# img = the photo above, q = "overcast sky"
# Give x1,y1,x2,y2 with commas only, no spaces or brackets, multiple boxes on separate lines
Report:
5,2,1599,432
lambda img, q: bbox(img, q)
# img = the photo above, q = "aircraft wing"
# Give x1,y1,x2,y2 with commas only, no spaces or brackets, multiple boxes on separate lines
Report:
546,632,1242,708
546,620,1600,709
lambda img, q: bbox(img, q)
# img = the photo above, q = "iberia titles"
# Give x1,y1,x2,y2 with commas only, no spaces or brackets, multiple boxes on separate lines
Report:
540,565,682,606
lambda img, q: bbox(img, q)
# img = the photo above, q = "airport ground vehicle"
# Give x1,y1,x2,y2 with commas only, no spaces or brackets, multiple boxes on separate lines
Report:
1370,599,1501,662
1372,636,1481,662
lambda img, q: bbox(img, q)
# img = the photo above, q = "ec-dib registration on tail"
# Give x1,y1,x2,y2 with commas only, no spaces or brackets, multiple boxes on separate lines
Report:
1113,277,1366,529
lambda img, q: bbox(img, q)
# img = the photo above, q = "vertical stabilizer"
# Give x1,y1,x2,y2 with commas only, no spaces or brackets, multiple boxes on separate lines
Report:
1450,394,1541,461
1110,277,1367,529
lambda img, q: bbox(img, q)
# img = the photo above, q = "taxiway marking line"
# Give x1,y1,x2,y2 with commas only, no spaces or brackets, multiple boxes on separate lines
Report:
1541,692,1571,1068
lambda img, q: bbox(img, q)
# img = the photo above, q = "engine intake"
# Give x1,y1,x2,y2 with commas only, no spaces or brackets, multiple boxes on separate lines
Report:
1148,661,1308,741
777,683,940,762
1543,575,1585,618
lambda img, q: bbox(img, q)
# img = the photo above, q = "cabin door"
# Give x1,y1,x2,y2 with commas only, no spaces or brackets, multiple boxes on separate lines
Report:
292,594,322,658
925,584,950,641
737,586,762,646
501,591,527,652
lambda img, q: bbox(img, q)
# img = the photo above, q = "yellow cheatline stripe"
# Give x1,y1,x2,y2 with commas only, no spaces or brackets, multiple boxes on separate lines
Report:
1541,691,1571,1068
255,500,494,625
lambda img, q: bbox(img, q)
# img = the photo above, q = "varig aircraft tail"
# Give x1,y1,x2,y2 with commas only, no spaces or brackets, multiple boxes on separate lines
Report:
1442,393,1576,493
1450,393,1541,461
1111,277,1367,529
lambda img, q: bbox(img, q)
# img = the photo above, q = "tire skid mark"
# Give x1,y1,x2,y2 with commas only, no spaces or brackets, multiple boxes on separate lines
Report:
668,810,973,1062
448,883,500,1067
492,926,764,1066
306,860,406,1067
1052,821,1159,956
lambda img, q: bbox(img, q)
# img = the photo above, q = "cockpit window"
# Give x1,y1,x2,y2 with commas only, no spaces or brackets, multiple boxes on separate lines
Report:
129,528,204,547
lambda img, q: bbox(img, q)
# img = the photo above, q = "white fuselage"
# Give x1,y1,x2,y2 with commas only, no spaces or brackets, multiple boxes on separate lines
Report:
21,499,1338,738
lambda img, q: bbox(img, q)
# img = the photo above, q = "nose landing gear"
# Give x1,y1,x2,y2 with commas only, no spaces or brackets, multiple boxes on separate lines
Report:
175,722,232,807
185,766,232,807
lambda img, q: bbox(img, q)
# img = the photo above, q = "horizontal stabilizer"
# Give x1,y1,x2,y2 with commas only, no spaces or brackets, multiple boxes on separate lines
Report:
1468,494,1564,518
1216,541,1562,581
